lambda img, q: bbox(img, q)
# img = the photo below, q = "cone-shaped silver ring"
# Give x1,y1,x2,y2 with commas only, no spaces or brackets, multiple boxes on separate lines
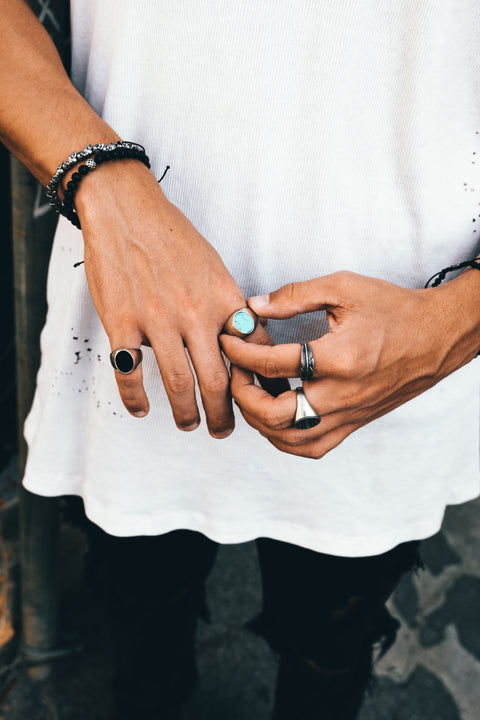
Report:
294,387,321,430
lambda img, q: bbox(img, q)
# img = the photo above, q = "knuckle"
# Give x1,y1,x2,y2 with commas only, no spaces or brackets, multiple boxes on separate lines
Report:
290,435,311,448
261,354,281,378
117,382,146,411
278,434,304,448
104,308,136,334
178,298,199,320
158,343,183,365
144,303,162,325
263,405,287,430
333,270,355,287
167,371,194,396
117,373,140,393
303,444,325,460
285,282,297,304
345,383,366,409
122,390,143,409
285,281,307,309
201,370,229,396
335,349,359,378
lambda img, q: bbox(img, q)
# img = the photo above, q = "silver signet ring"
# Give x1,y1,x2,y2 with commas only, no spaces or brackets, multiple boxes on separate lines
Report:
110,348,143,374
294,387,321,430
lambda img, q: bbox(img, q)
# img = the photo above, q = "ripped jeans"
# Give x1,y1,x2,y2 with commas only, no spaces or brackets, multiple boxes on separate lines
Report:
88,527,422,720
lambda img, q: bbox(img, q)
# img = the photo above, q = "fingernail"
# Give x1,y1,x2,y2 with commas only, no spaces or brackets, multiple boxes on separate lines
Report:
249,294,269,309
212,428,233,439
180,421,200,431
132,409,148,418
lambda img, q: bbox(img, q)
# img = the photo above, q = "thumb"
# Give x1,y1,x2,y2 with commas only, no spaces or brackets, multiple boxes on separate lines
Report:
248,277,341,319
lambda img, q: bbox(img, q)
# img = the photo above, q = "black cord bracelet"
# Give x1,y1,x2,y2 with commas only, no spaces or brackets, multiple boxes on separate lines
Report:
59,144,151,229
425,257,480,357
425,258,480,288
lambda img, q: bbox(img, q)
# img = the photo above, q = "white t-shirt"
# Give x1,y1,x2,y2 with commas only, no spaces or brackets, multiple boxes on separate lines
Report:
23,0,480,556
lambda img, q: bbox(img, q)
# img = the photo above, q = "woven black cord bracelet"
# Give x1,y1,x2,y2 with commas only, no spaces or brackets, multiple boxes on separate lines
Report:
425,258,480,288
425,257,480,357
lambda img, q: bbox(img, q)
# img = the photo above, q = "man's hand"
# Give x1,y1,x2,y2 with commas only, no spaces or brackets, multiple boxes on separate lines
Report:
0,0,284,433
76,159,268,436
220,270,480,458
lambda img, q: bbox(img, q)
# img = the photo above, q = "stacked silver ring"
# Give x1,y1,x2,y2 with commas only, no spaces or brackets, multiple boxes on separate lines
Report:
300,342,315,381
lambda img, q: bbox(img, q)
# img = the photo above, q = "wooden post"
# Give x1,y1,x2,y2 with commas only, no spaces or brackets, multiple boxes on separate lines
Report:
11,0,70,680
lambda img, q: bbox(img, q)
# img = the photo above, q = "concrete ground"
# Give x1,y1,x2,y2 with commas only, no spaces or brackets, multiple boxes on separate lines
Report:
1,490,479,720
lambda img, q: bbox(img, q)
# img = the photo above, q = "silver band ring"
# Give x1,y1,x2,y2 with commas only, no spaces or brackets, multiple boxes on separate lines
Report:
223,307,258,338
294,387,321,430
110,348,143,374
300,342,315,381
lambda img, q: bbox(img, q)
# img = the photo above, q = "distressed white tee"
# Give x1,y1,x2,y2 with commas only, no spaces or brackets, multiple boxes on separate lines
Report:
23,0,480,556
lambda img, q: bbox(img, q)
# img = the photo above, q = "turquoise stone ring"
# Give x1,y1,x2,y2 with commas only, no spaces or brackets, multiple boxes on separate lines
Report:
223,307,258,338
232,311,255,334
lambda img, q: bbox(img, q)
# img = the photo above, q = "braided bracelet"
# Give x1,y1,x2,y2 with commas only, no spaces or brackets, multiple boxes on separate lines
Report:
425,258,480,358
425,258,480,288
45,141,150,228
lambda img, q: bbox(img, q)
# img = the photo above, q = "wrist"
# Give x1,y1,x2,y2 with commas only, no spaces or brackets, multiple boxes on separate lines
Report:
50,141,153,228
427,267,480,366
74,156,165,229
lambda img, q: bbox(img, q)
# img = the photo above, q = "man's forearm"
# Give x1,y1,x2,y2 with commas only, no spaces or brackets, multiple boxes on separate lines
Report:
433,263,480,369
0,0,118,185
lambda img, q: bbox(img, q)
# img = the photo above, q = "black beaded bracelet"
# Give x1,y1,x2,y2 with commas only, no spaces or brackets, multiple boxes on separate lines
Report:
45,141,150,229
425,258,480,288
46,141,147,208
60,145,150,228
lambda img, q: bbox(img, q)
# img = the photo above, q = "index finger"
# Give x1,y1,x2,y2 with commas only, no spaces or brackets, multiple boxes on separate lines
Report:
230,364,296,430
220,334,305,379
243,322,291,396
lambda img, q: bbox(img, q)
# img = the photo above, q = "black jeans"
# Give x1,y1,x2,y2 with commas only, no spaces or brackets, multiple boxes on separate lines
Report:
88,526,421,720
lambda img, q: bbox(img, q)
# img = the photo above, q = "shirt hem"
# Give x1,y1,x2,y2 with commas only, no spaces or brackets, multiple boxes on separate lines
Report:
22,474,480,558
